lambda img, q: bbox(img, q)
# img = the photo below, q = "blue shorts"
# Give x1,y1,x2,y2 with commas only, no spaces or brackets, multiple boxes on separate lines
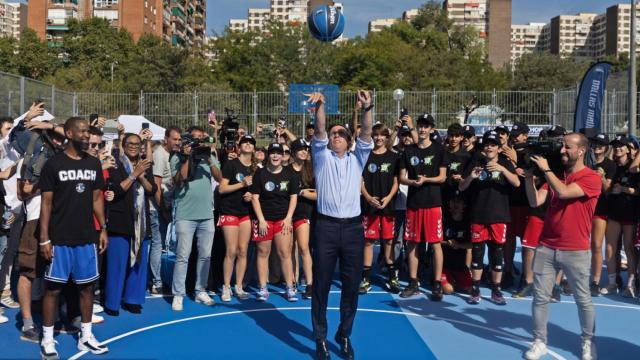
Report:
44,243,99,284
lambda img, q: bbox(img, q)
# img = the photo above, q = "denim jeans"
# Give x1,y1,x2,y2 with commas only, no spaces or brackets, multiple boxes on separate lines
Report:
0,234,7,289
149,207,168,289
171,219,215,297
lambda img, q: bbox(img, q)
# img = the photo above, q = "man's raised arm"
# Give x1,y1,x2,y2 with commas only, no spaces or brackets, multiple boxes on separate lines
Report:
307,93,327,141
357,90,373,143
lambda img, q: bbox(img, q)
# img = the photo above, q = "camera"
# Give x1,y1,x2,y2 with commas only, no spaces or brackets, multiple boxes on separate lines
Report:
181,133,212,162
515,139,564,174
220,108,240,149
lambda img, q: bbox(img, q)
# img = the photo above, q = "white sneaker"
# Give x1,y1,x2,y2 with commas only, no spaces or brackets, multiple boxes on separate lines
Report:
524,339,548,360
195,291,215,306
93,303,104,314
40,339,59,360
0,295,19,309
0,313,7,324
92,314,104,324
172,296,184,311
221,286,232,302
582,339,597,360
78,334,109,355
600,283,617,296
234,285,250,300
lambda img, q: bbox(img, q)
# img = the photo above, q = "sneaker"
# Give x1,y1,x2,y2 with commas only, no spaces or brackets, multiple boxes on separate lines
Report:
513,282,533,298
72,314,104,330
581,339,597,360
491,288,507,305
400,281,421,298
172,296,184,311
150,286,163,296
195,291,215,306
358,278,371,295
256,287,269,301
40,339,59,360
430,281,443,301
524,339,548,360
590,282,600,297
20,325,41,343
0,313,7,324
551,284,561,302
601,283,617,296
560,278,573,295
234,285,250,300
622,286,636,298
221,286,232,302
92,303,104,314
286,286,298,302
467,288,481,305
77,334,109,355
56,320,79,334
0,295,19,309
303,284,312,299
385,276,401,294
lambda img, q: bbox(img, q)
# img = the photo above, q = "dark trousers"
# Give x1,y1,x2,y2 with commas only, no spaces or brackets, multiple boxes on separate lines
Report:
311,217,364,341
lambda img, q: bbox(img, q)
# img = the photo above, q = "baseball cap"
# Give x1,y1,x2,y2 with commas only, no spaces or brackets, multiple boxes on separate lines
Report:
588,132,609,146
239,135,256,145
482,130,501,146
431,130,443,144
547,125,566,137
494,125,509,134
290,139,310,152
416,113,435,127
610,134,629,147
267,142,284,154
462,125,476,138
510,122,530,136
306,123,315,129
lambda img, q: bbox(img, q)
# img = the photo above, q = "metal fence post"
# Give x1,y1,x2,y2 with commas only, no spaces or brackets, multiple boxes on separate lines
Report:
19,76,25,114
552,88,557,126
72,92,78,116
51,85,56,115
431,88,436,119
372,88,377,124
603,89,608,134
253,90,258,131
492,88,497,120
193,91,198,126
139,90,144,115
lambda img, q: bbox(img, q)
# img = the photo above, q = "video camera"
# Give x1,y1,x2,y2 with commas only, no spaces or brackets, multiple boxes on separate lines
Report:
220,108,240,149
181,133,213,162
515,138,563,174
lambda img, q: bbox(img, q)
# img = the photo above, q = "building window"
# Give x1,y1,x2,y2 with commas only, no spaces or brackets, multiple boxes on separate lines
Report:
144,16,148,24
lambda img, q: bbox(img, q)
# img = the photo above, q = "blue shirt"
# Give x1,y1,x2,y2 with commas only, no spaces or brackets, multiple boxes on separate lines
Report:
312,136,373,218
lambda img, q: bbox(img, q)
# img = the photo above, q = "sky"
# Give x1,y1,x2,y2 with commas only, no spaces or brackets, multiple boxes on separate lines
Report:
207,0,626,38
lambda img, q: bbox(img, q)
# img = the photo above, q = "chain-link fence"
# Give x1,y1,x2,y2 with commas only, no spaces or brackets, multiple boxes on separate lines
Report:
1,71,637,141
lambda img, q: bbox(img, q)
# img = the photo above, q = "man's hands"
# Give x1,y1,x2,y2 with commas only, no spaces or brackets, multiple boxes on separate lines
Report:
485,162,507,174
40,242,53,262
99,230,108,255
105,190,115,202
356,90,371,108
242,192,252,202
530,155,551,172
25,102,45,122
305,92,325,106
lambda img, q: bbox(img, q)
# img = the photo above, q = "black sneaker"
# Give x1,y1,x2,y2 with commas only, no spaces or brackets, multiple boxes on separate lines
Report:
590,282,600,297
430,281,443,302
303,284,312,299
20,325,40,343
385,276,401,294
400,281,421,298
513,282,533,298
467,287,481,305
491,288,507,305
560,279,573,295
551,284,561,302
358,278,371,295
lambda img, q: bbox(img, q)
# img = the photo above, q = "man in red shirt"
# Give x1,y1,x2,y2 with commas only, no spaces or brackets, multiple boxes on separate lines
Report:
523,133,600,360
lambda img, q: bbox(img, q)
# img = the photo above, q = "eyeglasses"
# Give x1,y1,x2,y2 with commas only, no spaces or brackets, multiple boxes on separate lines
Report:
329,129,350,139
125,142,142,148
283,150,291,155
89,142,105,149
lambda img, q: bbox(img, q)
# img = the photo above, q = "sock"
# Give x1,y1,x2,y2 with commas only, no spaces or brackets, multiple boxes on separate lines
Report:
42,326,54,343
22,317,34,331
81,322,92,340
362,266,372,280
472,280,481,294
410,278,419,286
608,274,617,286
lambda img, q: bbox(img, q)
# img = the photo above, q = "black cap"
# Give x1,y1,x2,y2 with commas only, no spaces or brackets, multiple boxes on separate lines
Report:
416,113,435,127
267,143,284,153
547,125,566,137
306,123,315,129
588,133,609,146
494,125,509,134
610,134,629,147
431,130,443,144
290,139,310,152
510,122,530,136
399,124,412,136
239,135,256,145
462,125,476,138
482,130,501,146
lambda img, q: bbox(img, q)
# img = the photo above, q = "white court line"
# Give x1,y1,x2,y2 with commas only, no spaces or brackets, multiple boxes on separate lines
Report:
69,307,566,360
145,290,389,299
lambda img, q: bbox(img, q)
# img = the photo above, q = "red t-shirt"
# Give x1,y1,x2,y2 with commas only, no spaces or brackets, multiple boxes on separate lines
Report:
539,167,601,250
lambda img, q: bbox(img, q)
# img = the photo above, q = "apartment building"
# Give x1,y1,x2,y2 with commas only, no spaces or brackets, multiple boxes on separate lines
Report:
368,18,397,33
229,19,248,33
510,22,545,63
0,1,27,39
232,1,343,33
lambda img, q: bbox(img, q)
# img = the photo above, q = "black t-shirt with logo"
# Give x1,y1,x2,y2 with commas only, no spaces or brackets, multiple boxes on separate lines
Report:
400,143,449,209
220,159,253,217
463,156,517,224
607,162,640,222
250,167,300,221
443,216,470,271
443,148,471,200
361,150,400,215
593,157,616,217
39,152,105,246
292,166,316,221
509,148,529,207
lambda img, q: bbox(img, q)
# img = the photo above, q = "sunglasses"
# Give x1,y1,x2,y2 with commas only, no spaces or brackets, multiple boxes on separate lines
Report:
88,142,105,149
283,150,291,154
329,129,350,140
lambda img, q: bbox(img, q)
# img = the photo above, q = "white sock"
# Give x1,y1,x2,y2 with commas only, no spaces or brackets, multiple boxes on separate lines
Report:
81,322,92,340
42,326,54,343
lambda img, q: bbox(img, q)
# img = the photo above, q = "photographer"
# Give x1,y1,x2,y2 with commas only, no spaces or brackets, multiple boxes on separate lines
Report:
170,126,222,311
523,133,600,360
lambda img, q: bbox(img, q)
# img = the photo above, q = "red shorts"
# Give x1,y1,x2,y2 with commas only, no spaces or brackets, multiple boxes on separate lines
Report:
441,268,472,289
218,215,250,227
507,206,528,239
593,215,607,221
293,219,310,230
363,214,395,240
470,223,507,244
522,216,544,249
252,220,285,242
404,208,443,244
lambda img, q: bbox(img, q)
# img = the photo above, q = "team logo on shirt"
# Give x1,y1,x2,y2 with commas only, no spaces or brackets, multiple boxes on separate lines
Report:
490,171,501,180
368,163,378,173
424,156,434,166
236,173,245,182
450,162,461,171
280,181,289,191
75,183,86,193
410,156,420,166
265,181,276,191
479,170,489,181
380,163,391,173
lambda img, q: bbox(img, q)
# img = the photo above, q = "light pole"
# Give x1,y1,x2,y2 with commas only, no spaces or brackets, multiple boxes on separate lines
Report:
630,0,637,136
393,88,405,120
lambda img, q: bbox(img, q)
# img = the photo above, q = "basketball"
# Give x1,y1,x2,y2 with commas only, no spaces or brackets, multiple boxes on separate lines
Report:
308,5,345,42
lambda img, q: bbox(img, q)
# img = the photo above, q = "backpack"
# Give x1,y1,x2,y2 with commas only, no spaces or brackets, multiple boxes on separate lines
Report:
9,120,61,183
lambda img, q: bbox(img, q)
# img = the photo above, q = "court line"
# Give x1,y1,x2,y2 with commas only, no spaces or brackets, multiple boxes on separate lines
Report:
145,290,390,299
69,307,566,360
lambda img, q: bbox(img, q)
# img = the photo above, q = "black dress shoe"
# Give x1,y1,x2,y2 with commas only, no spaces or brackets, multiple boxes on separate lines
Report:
122,303,142,314
104,308,119,316
315,339,331,360
334,334,354,359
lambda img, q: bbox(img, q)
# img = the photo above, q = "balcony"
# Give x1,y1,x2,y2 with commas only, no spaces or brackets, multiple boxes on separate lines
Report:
46,24,70,31
172,0,186,14
48,2,77,10
172,6,186,20
163,9,171,25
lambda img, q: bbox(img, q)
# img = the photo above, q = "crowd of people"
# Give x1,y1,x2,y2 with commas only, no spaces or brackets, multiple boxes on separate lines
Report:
0,93,638,360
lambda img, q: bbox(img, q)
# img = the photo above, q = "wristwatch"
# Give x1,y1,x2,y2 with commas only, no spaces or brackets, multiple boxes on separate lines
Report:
363,103,374,112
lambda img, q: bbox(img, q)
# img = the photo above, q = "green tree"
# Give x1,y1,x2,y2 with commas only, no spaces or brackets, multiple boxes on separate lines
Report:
511,53,589,90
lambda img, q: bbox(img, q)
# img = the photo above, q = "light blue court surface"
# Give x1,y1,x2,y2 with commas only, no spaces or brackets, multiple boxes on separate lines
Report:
1,257,639,359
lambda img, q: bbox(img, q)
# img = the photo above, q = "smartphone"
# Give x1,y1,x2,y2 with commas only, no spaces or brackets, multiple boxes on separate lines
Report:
278,117,286,129
89,113,99,126
400,108,409,119
142,122,150,130
208,110,215,125
103,119,118,139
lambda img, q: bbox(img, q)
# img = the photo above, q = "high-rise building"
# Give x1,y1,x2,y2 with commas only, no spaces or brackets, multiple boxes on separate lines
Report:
368,18,397,33
510,22,545,63
402,9,419,23
443,0,512,69
247,8,270,32
547,13,598,58
229,19,248,33
0,1,27,39
603,3,640,57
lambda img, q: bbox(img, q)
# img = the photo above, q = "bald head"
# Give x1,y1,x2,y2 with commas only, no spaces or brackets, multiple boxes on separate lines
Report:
565,133,588,152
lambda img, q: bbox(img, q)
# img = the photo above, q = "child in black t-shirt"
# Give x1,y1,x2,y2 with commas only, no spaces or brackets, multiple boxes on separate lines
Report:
441,194,472,295
459,131,520,306
359,124,400,294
